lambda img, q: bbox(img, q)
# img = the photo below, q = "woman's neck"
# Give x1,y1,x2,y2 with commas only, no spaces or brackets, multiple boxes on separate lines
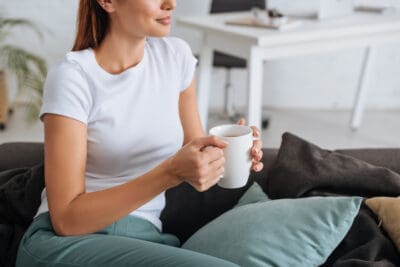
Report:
93,30,146,75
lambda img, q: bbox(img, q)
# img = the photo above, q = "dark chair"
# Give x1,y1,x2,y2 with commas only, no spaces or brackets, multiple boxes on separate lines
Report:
211,0,269,128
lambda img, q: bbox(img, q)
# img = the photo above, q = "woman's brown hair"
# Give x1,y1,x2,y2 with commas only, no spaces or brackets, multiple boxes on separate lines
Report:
72,0,109,51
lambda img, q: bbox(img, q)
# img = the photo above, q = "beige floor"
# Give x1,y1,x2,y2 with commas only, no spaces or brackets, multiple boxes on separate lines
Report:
1,106,400,150
208,108,400,150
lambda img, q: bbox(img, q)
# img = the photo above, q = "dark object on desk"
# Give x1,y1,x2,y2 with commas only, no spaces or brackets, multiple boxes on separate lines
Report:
355,6,385,13
210,0,270,128
268,8,284,18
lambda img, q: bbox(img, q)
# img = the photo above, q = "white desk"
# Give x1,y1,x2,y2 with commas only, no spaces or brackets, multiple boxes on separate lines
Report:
177,11,400,130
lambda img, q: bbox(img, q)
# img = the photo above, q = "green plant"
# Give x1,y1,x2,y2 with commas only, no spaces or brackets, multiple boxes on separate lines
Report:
0,14,47,123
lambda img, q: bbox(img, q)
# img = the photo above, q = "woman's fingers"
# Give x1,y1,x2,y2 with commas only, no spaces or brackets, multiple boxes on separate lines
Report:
252,161,264,172
252,140,262,156
237,118,246,125
203,146,224,163
206,166,224,188
190,165,224,192
252,149,263,161
209,156,225,172
250,125,261,138
197,136,228,150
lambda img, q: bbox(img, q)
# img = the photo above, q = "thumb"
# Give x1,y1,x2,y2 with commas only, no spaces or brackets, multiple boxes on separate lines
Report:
195,135,229,150
237,118,246,125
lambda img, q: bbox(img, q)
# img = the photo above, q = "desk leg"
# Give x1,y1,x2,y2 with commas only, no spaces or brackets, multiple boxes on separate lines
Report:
197,45,213,130
351,47,374,131
247,48,263,130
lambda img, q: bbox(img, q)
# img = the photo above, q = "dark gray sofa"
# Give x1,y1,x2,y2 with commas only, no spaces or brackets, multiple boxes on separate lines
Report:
1,140,400,267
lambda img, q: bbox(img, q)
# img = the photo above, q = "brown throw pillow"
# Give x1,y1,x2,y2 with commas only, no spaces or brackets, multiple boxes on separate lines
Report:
366,197,400,252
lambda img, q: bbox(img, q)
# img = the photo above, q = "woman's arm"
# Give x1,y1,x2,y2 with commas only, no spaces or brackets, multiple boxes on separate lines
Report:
43,114,181,236
44,111,226,236
179,78,206,145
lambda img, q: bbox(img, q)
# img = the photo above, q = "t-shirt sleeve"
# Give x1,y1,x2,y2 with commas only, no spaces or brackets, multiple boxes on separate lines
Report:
39,61,92,124
173,38,198,92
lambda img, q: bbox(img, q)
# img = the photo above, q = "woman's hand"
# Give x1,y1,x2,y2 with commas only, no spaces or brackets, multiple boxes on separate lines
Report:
167,136,228,192
237,118,264,172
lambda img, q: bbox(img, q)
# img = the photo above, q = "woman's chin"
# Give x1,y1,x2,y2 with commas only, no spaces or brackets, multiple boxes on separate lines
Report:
148,26,171,38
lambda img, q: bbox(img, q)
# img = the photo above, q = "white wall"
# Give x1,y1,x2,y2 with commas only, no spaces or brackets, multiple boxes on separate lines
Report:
2,0,400,110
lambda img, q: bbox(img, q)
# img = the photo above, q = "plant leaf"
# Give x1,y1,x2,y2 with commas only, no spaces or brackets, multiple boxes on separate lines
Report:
0,45,47,92
0,14,48,123
0,17,44,40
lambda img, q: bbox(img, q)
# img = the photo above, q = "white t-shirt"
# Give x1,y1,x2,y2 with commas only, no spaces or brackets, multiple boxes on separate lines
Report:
35,37,198,231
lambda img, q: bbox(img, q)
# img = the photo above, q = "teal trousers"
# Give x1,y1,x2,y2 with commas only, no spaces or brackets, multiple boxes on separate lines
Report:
16,212,239,267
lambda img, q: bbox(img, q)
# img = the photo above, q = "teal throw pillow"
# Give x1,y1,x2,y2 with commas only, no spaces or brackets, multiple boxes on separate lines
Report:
235,182,270,208
182,182,362,267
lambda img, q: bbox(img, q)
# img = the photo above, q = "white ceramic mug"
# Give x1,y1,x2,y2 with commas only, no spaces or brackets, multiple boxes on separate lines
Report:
209,124,254,189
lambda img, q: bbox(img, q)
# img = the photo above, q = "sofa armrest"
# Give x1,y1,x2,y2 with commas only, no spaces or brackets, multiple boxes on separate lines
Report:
0,142,44,172
335,148,400,174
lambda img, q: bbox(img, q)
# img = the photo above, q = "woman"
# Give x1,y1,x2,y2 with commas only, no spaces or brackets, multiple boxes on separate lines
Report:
16,0,264,266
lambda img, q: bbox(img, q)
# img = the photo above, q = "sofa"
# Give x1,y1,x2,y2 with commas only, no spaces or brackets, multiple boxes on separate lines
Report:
1,132,400,266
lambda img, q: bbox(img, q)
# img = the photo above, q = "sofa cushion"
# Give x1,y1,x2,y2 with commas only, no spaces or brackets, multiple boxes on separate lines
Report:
182,182,363,267
0,163,44,225
0,163,44,267
266,132,400,199
366,197,400,251
0,142,44,172
160,148,278,244
235,180,270,208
